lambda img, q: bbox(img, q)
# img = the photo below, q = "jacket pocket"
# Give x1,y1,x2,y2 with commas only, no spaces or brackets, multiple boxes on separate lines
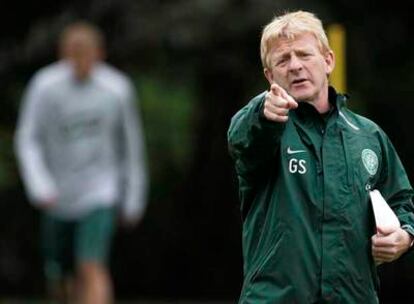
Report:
241,229,286,301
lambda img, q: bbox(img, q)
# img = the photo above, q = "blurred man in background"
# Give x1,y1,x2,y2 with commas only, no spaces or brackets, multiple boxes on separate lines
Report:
15,21,148,303
228,10,414,303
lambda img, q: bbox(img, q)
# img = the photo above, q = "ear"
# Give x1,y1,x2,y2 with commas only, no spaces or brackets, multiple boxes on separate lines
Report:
324,50,335,75
264,68,274,85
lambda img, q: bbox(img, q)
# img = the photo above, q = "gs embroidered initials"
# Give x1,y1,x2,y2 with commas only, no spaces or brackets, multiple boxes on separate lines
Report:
289,158,307,174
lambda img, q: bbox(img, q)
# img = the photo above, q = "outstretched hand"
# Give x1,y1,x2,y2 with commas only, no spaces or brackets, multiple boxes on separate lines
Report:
263,83,298,122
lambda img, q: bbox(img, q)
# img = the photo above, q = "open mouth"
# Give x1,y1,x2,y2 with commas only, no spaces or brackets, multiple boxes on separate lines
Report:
291,78,308,86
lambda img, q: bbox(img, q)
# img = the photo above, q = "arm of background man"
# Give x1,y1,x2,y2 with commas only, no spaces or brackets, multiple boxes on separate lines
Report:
14,77,58,207
372,131,414,263
119,83,148,227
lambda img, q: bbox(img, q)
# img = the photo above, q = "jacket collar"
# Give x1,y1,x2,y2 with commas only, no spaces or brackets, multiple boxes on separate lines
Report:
330,86,349,110
293,86,348,119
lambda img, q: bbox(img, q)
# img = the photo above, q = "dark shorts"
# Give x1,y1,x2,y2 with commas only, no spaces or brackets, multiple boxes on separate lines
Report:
41,207,116,282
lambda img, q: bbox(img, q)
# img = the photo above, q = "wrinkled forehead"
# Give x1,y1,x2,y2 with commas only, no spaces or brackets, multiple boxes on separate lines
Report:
269,32,322,53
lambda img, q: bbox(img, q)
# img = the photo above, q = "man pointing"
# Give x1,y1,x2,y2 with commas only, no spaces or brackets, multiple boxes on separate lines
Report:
228,10,414,303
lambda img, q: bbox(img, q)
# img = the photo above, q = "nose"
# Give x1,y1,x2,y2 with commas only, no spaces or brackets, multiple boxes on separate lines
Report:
288,54,303,72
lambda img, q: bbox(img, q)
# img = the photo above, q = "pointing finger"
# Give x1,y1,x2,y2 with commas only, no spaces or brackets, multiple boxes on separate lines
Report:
270,83,298,109
270,83,284,96
265,91,288,108
279,88,298,109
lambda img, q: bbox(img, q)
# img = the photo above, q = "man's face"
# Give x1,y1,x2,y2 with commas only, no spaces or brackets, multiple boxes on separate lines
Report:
264,32,334,103
63,33,102,80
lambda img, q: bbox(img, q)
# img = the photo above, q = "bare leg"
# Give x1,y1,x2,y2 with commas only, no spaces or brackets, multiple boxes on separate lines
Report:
76,261,113,304
46,278,65,304
46,276,75,304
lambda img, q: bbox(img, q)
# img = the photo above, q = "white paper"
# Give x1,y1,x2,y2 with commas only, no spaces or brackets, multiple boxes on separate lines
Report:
369,189,400,233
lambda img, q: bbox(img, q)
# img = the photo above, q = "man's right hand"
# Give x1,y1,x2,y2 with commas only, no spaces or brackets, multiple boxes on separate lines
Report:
263,83,298,122
37,196,58,210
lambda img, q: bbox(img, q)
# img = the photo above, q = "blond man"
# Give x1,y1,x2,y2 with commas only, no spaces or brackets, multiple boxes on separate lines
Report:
228,11,414,303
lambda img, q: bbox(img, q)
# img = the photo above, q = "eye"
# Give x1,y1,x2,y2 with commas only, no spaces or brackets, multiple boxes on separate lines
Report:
276,57,288,67
299,52,312,59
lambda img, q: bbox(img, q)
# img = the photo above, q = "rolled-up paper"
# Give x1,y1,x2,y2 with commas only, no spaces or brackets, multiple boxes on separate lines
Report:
369,189,400,233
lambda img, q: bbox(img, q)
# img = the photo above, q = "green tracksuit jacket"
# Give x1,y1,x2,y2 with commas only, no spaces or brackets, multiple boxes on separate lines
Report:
228,87,414,303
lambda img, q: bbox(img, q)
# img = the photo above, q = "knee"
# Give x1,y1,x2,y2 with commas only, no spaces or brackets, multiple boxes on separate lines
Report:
77,261,109,281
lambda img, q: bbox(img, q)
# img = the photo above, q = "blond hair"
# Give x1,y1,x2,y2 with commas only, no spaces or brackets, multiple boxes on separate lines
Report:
260,11,331,69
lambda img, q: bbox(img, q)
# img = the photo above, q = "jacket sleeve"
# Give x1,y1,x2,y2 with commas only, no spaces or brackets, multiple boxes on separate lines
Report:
376,131,414,235
119,82,148,223
14,76,58,205
227,92,286,182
